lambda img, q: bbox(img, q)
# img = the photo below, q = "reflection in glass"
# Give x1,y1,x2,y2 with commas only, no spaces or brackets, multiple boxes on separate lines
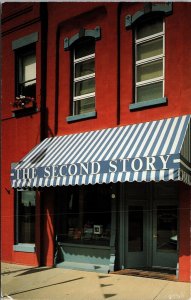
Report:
75,59,95,78
137,81,163,102
137,59,163,82
137,38,163,61
75,97,95,114
16,191,36,244
156,206,177,252
75,78,95,96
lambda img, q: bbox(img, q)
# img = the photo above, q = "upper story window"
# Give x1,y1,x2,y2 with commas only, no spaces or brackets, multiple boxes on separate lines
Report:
16,45,36,99
135,18,165,103
125,3,172,110
12,32,38,100
64,27,101,122
73,39,95,115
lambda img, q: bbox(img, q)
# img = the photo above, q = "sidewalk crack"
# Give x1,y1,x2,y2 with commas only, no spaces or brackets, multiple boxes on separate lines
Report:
153,282,169,300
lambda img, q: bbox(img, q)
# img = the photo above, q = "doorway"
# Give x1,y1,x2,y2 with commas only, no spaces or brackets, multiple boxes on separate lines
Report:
123,182,178,271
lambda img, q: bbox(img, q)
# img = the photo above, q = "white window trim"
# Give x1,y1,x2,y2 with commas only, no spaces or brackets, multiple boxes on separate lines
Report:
135,19,165,102
74,92,95,102
74,53,95,64
74,72,95,83
136,76,164,87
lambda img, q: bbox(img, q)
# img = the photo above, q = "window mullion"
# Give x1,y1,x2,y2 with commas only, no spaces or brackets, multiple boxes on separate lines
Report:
74,53,95,64
136,32,164,45
74,73,95,83
136,54,164,66
74,92,95,101
136,76,164,87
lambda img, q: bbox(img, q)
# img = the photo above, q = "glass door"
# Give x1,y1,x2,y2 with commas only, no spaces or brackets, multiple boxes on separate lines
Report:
152,203,178,269
125,201,148,268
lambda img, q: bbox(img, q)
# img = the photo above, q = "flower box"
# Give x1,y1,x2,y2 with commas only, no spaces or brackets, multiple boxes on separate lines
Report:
11,95,38,117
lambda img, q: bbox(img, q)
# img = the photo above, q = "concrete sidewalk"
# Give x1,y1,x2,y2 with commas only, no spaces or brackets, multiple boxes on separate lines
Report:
1,263,190,300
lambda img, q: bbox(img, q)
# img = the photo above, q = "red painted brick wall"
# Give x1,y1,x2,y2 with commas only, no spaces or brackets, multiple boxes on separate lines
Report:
1,3,191,280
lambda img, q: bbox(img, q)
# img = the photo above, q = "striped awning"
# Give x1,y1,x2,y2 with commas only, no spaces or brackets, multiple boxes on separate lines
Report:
11,115,191,188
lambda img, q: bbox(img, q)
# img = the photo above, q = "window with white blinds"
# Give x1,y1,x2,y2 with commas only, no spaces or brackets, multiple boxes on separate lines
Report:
135,18,165,103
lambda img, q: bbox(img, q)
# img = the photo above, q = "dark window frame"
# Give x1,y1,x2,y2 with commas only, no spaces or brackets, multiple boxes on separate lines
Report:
15,43,36,99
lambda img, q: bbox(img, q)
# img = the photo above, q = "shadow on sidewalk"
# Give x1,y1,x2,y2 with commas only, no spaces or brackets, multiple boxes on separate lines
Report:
15,267,52,276
9,276,84,296
1,267,52,277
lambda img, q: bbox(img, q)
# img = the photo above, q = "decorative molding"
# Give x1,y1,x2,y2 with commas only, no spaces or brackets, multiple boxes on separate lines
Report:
2,18,40,37
64,27,101,50
2,5,33,24
125,3,172,28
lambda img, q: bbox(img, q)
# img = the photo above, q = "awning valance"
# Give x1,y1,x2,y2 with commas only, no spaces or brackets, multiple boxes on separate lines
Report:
11,115,191,188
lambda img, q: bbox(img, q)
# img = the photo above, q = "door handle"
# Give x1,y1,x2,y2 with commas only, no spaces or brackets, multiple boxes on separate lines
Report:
153,234,158,238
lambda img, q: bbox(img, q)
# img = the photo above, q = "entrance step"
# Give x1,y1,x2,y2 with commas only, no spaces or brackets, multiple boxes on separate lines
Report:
55,261,109,273
111,268,177,281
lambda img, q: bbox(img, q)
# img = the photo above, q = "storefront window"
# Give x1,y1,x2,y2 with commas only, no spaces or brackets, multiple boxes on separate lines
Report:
15,190,36,244
57,184,111,246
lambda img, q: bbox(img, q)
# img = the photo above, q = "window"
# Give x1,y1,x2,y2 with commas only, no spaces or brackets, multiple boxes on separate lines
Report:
56,184,111,246
135,18,165,102
16,45,36,98
15,190,36,245
72,39,95,115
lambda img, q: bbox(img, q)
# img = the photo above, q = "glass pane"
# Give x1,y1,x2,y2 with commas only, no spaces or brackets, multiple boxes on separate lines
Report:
137,81,163,102
75,78,95,96
75,59,95,78
75,97,95,114
137,19,163,39
59,184,111,246
156,206,177,253
137,38,163,61
128,206,143,252
137,59,163,82
75,41,95,59
19,191,35,243
22,54,36,83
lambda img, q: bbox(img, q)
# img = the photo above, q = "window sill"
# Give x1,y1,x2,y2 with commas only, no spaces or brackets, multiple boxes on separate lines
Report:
66,111,97,123
129,97,167,111
13,244,36,253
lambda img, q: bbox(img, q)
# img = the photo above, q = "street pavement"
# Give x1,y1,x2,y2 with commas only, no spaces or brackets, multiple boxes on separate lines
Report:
1,263,191,300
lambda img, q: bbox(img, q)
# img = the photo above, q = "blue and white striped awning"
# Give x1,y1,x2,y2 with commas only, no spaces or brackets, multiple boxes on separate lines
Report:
11,115,191,188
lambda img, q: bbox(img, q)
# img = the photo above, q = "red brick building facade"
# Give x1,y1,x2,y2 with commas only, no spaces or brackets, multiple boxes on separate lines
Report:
1,2,191,282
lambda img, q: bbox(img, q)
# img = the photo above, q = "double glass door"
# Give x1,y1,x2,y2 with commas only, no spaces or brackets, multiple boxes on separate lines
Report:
125,197,178,270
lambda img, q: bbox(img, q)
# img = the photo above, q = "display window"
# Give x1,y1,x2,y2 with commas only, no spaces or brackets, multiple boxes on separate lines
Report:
55,184,111,246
